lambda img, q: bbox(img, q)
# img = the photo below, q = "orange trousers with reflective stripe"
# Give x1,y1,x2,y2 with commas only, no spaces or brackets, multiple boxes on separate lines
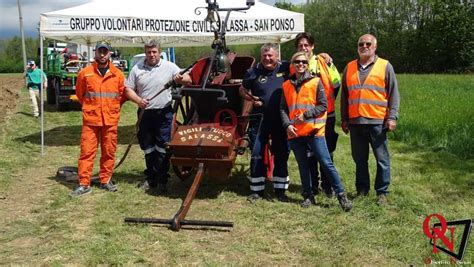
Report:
78,124,118,186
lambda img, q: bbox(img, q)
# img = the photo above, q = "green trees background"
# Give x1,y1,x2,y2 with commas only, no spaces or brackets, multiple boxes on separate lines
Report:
0,37,40,72
278,0,473,73
1,0,472,73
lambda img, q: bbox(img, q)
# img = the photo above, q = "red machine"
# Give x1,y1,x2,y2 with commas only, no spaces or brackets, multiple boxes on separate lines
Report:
125,0,257,231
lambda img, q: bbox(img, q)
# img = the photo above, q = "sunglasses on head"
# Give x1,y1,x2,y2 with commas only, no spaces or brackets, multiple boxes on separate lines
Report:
293,60,308,65
358,42,372,47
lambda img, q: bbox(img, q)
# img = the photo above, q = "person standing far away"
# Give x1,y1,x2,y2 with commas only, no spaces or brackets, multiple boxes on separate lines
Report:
281,51,352,211
81,51,89,64
239,43,291,203
124,39,191,195
69,41,126,197
294,32,342,198
340,33,400,206
24,60,47,118
59,47,69,67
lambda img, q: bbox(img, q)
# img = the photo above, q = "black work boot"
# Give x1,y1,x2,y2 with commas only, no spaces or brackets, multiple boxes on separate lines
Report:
312,186,320,196
337,192,353,212
274,189,289,202
323,188,334,198
300,193,316,208
356,188,369,197
155,183,168,195
247,192,264,203
137,180,155,191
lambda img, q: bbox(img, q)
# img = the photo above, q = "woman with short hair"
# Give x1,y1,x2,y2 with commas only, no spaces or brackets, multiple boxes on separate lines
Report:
280,52,352,211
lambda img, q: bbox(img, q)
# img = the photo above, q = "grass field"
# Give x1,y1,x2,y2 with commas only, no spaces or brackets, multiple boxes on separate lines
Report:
0,74,473,265
395,74,474,159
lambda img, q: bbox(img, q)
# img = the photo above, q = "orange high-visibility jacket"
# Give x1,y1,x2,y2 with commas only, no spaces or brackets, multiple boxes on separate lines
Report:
76,62,125,126
282,77,327,138
313,55,337,116
290,55,338,116
346,58,389,120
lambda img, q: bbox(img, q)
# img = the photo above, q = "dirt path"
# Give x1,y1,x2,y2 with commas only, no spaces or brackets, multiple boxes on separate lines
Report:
0,76,22,124
0,76,52,263
0,75,37,206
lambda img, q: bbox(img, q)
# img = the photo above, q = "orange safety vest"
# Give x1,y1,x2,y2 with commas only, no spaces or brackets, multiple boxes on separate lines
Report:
346,58,388,120
289,55,337,116
282,77,327,139
76,62,125,126
313,55,337,116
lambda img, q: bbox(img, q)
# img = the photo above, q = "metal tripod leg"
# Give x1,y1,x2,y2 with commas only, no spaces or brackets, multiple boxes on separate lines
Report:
171,162,205,231
124,163,234,231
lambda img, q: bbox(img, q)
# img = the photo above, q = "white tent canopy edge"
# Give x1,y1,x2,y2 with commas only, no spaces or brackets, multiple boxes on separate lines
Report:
40,0,304,47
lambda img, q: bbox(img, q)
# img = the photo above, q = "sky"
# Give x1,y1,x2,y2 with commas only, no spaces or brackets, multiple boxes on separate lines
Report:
0,0,306,38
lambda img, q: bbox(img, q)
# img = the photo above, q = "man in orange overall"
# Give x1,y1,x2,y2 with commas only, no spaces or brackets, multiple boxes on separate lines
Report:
70,41,126,197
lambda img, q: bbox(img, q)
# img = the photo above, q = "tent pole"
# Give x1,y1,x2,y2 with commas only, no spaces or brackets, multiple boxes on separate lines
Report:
169,47,175,63
17,0,27,86
86,38,91,65
40,36,45,156
278,43,281,61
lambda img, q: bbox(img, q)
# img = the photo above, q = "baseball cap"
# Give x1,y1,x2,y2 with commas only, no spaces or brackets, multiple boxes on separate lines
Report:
28,60,35,65
95,41,111,51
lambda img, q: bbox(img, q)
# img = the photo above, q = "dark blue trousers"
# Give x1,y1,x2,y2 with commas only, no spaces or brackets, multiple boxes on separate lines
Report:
137,106,173,186
349,124,391,195
248,120,290,194
290,136,345,196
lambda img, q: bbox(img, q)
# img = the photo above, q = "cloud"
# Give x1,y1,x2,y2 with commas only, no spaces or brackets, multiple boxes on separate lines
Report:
0,0,92,38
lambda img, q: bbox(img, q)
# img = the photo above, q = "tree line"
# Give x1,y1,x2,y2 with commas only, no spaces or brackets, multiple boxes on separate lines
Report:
278,0,473,73
0,0,471,73
0,37,40,73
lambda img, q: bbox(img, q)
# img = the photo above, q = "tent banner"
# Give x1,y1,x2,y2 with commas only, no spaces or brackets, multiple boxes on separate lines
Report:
40,0,304,46
43,16,301,35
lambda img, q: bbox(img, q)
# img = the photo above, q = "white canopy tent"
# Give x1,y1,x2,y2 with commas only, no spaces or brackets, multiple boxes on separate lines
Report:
38,0,305,153
40,0,304,46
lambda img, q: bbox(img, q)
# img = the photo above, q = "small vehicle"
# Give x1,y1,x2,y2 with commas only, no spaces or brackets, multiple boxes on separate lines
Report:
130,51,169,68
45,45,131,110
44,45,85,110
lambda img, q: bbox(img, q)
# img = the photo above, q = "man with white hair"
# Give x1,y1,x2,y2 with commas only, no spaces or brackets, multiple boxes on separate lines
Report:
340,33,400,206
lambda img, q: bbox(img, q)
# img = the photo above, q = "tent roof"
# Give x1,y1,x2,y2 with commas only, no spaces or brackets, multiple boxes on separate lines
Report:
40,0,304,47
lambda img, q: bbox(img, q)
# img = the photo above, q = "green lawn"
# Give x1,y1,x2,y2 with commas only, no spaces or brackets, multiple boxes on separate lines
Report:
0,74,472,265
395,74,474,159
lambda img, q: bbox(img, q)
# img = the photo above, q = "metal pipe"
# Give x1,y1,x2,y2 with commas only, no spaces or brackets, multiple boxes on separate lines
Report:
17,0,27,74
124,217,233,228
40,36,44,155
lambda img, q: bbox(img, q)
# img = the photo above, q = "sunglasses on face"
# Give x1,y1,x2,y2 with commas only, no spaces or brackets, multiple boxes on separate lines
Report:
293,60,308,65
358,42,372,47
